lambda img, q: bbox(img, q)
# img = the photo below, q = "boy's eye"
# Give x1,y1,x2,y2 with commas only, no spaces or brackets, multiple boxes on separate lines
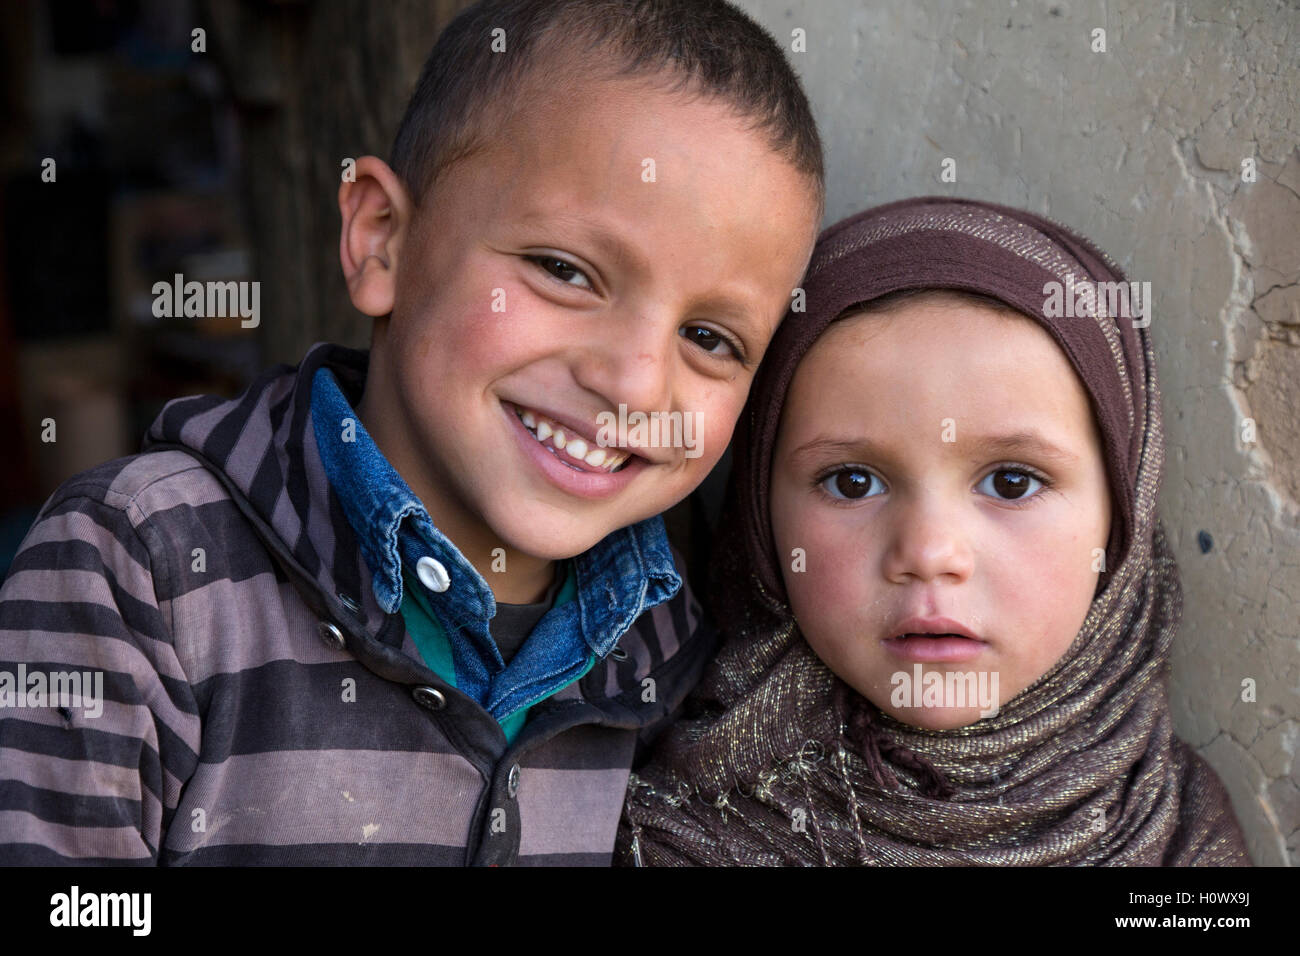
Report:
679,325,740,359
820,468,884,500
977,467,1045,501
527,255,592,290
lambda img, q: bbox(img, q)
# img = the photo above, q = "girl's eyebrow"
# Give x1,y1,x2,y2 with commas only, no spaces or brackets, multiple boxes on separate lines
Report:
788,430,1080,465
788,436,878,464
976,431,1080,464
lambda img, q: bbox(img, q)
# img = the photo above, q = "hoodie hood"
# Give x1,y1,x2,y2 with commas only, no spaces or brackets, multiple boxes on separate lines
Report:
143,342,389,636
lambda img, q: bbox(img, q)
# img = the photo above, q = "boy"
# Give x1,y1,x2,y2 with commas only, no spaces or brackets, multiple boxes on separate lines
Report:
0,0,823,864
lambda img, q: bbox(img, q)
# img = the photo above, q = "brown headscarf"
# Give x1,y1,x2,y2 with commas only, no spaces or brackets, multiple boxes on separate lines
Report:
618,196,1251,866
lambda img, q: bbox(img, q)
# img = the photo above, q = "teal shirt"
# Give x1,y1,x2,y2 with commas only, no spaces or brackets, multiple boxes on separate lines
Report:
399,560,592,743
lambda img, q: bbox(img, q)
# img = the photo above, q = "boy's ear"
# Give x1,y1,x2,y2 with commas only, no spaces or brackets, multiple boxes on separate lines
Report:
338,156,412,318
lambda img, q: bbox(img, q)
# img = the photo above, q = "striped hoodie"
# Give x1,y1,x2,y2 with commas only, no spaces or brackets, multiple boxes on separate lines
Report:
0,342,713,865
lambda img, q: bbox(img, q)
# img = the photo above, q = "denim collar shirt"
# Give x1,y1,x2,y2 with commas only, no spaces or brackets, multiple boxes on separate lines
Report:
310,365,682,728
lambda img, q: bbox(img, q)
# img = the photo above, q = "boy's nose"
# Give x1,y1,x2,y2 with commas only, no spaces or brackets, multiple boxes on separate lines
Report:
881,497,975,585
573,316,676,416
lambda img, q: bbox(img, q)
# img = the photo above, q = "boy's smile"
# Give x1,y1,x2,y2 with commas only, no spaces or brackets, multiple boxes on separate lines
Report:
344,72,818,601
770,296,1112,730
503,400,642,496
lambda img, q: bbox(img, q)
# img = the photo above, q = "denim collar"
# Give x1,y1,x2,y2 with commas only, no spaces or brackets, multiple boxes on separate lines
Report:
309,366,681,660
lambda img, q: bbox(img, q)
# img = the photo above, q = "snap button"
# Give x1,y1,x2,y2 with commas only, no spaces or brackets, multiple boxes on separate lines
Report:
412,686,447,711
416,556,451,593
337,592,361,614
317,621,346,651
609,644,629,662
507,763,521,798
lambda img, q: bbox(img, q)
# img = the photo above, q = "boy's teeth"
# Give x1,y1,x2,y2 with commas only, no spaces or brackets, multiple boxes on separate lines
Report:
514,404,631,473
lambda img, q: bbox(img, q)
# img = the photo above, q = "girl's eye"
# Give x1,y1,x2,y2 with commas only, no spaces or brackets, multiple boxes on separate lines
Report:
819,468,884,500
977,467,1045,502
679,325,741,360
528,255,592,290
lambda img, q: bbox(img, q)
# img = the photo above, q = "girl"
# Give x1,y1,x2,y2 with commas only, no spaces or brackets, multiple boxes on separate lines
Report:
618,196,1250,865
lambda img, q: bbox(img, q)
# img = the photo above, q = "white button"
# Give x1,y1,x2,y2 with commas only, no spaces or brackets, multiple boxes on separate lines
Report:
416,556,451,593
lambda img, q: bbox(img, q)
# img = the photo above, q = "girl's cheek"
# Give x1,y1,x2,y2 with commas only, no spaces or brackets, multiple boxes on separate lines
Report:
782,509,866,615
995,526,1096,679
989,515,1075,589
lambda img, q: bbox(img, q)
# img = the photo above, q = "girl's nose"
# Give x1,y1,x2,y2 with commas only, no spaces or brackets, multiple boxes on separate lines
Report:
881,495,975,585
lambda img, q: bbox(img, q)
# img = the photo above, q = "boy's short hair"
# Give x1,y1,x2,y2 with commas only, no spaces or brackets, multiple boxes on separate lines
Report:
390,0,824,212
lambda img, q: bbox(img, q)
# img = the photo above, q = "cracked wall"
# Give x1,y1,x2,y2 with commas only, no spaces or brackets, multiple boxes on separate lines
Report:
739,0,1299,865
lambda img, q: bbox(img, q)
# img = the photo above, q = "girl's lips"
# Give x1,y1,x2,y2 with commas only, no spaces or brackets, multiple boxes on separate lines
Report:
502,400,645,500
882,634,987,663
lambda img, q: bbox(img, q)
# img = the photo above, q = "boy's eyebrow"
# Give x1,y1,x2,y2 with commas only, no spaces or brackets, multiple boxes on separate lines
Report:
520,212,649,273
789,430,1081,465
